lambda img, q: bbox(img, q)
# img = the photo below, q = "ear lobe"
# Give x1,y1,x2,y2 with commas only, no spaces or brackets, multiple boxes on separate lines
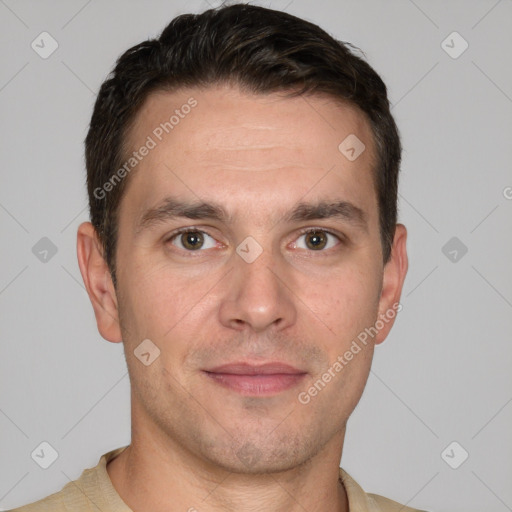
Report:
77,222,123,343
374,223,408,345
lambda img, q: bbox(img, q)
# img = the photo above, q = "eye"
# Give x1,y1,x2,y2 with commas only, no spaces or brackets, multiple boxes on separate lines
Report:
168,229,217,251
294,229,341,251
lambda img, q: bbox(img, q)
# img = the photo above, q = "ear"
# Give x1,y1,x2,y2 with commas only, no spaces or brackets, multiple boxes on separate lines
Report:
77,222,122,343
374,223,408,345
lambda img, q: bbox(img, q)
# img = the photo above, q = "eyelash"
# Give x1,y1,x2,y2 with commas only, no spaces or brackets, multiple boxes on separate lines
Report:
165,226,344,253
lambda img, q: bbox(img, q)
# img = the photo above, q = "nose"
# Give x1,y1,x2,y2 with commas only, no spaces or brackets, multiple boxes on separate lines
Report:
218,245,297,333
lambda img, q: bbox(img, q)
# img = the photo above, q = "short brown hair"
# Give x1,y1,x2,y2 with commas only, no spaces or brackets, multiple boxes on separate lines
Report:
85,3,401,286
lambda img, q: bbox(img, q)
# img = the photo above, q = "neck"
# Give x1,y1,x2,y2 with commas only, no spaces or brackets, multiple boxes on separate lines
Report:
107,409,348,512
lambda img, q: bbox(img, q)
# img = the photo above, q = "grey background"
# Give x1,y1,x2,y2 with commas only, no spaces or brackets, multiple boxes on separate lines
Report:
1,0,511,511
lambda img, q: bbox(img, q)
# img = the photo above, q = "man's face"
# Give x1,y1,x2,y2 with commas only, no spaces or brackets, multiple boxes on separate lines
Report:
108,84,401,473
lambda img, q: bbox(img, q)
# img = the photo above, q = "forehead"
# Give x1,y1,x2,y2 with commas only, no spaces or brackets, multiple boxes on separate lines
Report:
119,84,378,225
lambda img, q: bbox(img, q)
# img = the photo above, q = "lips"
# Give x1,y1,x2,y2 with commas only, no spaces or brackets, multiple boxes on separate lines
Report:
207,362,305,375
203,362,307,396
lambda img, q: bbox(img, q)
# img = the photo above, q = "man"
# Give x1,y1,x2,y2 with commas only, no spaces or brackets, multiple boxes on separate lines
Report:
11,3,426,511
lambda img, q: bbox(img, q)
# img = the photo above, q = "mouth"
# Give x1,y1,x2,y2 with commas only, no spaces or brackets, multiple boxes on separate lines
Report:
203,362,307,396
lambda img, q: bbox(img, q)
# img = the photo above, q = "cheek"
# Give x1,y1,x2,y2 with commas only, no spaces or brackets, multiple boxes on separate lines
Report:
332,345,374,414
297,337,374,433
296,264,381,342
118,257,216,353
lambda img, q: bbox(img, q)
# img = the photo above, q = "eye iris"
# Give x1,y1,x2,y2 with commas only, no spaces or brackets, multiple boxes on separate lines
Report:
182,231,204,250
305,231,327,250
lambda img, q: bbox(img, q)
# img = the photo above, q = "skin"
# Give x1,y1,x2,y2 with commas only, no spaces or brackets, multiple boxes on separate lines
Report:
77,83,408,512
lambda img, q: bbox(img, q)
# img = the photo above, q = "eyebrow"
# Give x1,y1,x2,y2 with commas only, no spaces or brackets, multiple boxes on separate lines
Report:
135,197,368,235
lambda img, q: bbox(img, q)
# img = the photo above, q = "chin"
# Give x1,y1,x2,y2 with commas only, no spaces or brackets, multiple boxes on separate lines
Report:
197,429,320,475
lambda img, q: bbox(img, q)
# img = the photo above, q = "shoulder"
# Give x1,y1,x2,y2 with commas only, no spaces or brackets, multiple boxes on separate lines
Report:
367,492,430,512
340,467,430,512
7,446,130,512
7,480,86,512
